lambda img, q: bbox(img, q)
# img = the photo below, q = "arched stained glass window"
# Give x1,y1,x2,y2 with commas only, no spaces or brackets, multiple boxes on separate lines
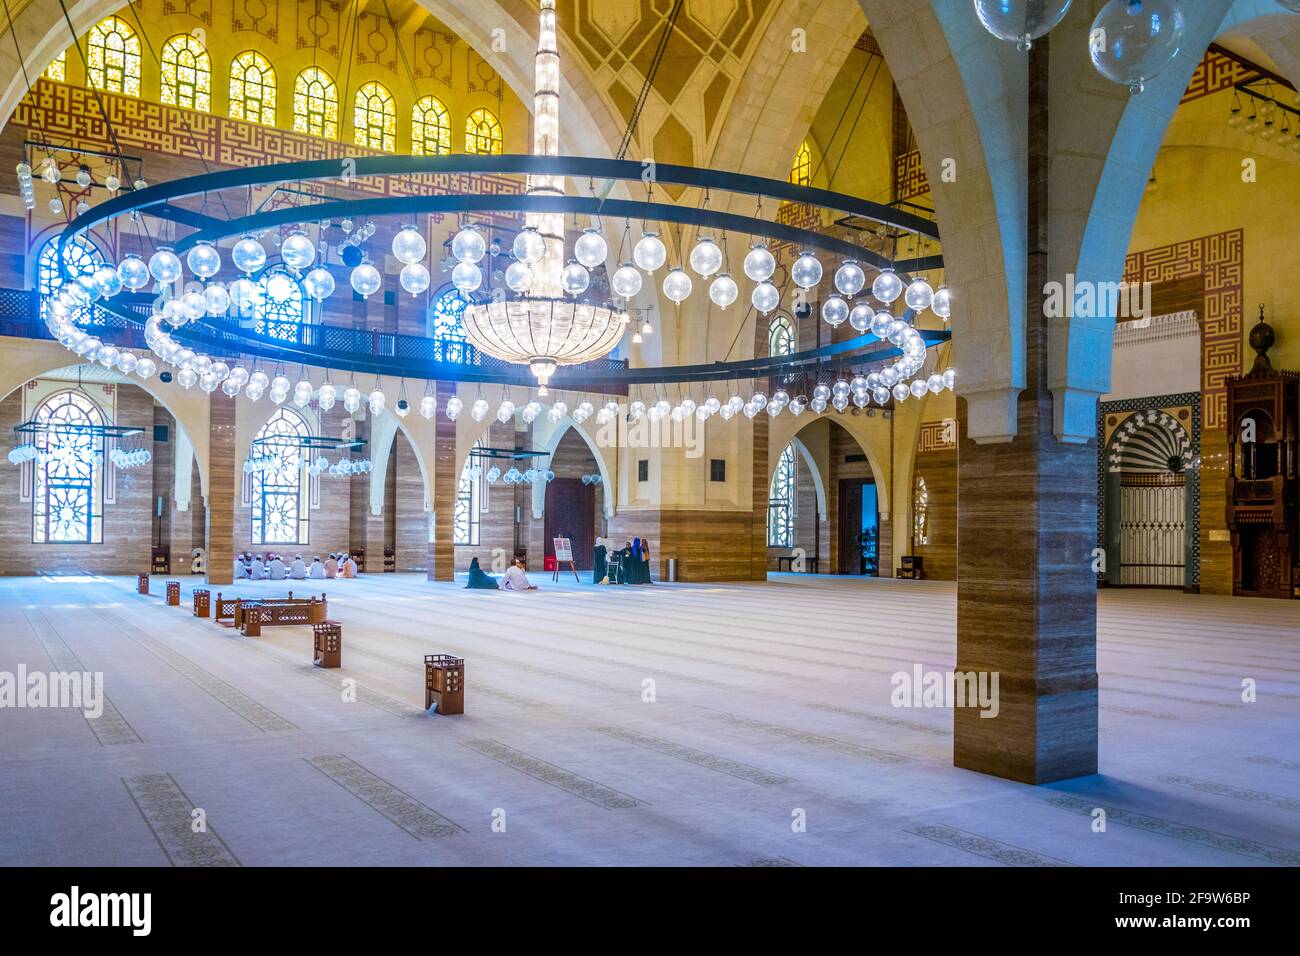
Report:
32,390,105,544
768,443,796,547
87,17,141,96
251,407,311,545
160,34,211,112
790,140,812,187
768,312,794,357
38,236,105,327
430,285,473,364
354,81,396,151
229,51,276,126
465,108,502,154
45,51,66,82
256,268,306,342
294,67,338,139
455,440,486,546
412,95,450,156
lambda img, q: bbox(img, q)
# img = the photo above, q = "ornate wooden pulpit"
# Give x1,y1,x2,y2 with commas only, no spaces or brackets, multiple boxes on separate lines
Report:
1225,308,1298,599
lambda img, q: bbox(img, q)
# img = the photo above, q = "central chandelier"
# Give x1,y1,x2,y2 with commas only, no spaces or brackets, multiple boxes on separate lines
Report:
459,0,627,393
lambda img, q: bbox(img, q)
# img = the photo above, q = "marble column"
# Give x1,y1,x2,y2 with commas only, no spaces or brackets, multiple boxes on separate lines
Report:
954,41,1098,783
750,410,769,581
427,380,457,581
205,391,236,586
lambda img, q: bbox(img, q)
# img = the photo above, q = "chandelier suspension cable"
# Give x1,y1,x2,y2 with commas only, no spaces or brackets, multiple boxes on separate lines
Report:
120,1,233,222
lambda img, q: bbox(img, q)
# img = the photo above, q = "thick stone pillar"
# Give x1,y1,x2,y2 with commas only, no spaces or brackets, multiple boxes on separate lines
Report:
750,410,769,581
205,391,236,586
427,381,457,581
954,40,1098,784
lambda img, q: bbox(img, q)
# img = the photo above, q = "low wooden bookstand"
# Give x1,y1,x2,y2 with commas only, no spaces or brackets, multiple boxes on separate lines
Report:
313,621,342,668
424,654,464,715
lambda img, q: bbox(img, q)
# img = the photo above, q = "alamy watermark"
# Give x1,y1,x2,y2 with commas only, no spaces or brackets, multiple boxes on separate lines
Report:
891,665,1000,718
0,666,103,718
1043,274,1153,322
593,406,705,459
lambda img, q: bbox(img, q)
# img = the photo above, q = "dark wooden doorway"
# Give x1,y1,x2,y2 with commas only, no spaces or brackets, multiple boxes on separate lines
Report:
838,478,879,575
544,478,595,570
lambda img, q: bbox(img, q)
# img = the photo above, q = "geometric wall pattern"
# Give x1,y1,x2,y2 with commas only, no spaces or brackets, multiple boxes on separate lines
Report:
14,80,523,204
1123,229,1244,431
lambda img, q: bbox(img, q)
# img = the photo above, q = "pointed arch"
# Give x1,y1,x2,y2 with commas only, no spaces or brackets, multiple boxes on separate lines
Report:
86,16,140,96
354,81,396,151
293,67,339,139
160,33,211,112
229,51,276,126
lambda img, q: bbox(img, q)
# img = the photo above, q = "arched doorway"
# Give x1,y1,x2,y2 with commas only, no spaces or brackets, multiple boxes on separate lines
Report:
768,416,886,576
1101,407,1197,590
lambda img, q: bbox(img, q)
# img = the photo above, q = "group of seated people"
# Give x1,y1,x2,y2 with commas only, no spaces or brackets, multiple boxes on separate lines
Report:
593,537,653,585
465,555,538,591
234,551,358,581
461,537,653,591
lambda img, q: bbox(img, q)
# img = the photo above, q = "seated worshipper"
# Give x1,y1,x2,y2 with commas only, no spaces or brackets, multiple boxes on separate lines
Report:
466,557,499,590
501,556,538,591
308,556,326,580
324,553,338,579
234,555,249,580
290,555,307,580
592,537,608,585
268,554,286,580
342,554,359,578
250,554,266,580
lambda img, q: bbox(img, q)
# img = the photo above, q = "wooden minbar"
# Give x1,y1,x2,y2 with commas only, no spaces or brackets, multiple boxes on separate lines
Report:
1225,308,1299,599
313,621,342,668
424,654,464,715
192,588,210,618
165,581,181,606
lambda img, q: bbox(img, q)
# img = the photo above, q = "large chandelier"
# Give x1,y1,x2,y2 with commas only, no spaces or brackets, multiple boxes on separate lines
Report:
459,0,627,392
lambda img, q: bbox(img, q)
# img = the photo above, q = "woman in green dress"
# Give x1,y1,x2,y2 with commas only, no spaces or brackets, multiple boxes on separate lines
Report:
593,537,608,584
465,557,499,589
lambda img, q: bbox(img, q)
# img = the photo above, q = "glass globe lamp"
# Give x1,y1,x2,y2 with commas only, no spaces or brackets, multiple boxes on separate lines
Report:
743,243,775,282
633,232,667,274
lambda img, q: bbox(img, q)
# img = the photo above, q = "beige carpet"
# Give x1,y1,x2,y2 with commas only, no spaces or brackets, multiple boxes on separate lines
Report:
0,572,1297,866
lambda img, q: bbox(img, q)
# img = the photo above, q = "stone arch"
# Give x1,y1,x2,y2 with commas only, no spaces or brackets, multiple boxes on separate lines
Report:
365,410,434,517
454,393,614,522
857,0,1030,444
768,410,891,512
1046,1,1300,441
534,417,614,519
0,338,211,498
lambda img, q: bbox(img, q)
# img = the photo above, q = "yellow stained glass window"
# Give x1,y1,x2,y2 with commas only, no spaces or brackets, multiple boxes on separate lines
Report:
791,140,812,187
44,51,66,82
354,81,396,151
87,17,141,97
293,67,339,139
465,108,502,155
229,51,276,126
160,34,211,112
412,96,450,156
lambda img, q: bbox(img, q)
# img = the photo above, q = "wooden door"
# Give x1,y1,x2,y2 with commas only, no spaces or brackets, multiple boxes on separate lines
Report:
838,479,863,575
544,478,595,570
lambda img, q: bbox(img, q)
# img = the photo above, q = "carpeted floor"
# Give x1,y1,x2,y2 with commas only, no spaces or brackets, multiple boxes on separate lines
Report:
0,572,1297,866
